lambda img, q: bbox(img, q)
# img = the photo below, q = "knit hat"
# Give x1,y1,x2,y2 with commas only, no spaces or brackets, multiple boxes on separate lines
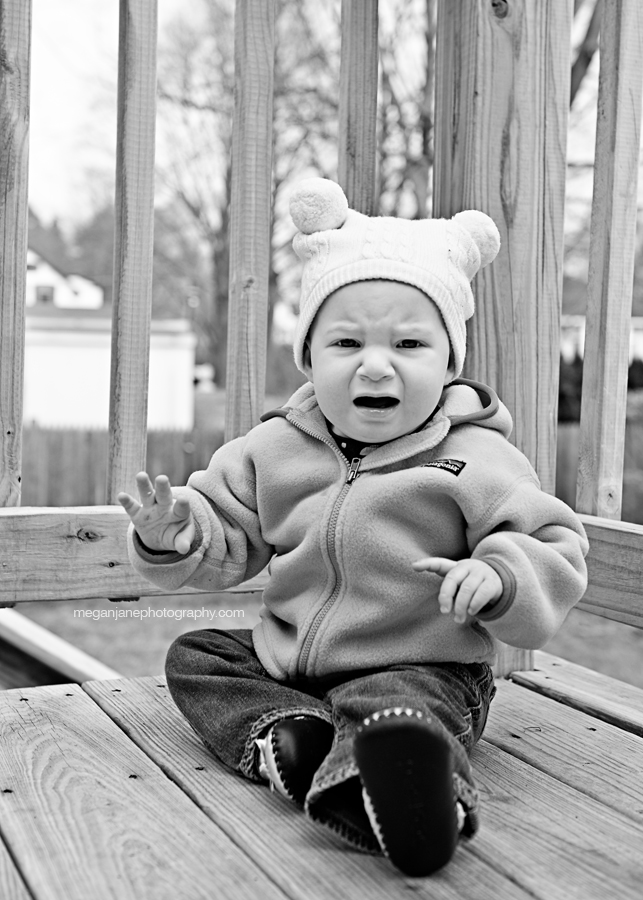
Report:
290,178,500,379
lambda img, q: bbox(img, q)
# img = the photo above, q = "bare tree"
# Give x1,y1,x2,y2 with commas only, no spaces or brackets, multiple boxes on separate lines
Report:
156,0,600,387
571,0,601,107
156,0,341,386
377,0,436,218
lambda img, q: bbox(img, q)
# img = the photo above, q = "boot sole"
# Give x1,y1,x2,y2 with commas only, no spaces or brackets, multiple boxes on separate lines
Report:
354,710,458,877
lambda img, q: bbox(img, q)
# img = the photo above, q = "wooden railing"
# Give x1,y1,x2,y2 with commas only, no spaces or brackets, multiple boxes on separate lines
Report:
1,0,643,680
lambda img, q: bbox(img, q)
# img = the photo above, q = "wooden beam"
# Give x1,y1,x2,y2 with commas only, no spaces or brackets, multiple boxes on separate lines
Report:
107,0,158,501
434,1,572,676
0,506,267,604
0,0,31,508
0,636,69,690
1,508,640,633
512,651,643,737
0,609,121,682
576,0,643,518
434,0,571,496
338,0,379,214
224,0,276,441
576,514,643,629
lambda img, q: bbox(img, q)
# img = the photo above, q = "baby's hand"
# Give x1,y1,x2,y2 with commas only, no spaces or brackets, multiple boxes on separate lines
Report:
118,472,195,555
412,557,503,624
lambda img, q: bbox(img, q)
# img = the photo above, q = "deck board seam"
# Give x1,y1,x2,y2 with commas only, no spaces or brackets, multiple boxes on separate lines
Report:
0,815,37,900
78,680,297,900
465,844,541,900
508,673,643,737
481,727,643,828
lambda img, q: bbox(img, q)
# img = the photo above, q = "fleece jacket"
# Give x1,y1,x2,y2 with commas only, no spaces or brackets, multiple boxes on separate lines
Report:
128,379,589,681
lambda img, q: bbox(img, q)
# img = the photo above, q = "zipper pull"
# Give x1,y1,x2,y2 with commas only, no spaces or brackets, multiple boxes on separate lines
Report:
346,457,361,484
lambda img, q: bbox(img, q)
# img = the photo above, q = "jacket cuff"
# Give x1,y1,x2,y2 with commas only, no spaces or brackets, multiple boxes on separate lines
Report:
475,557,516,621
132,521,203,564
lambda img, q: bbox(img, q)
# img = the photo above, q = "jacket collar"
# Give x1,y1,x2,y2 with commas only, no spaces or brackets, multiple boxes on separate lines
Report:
261,378,512,467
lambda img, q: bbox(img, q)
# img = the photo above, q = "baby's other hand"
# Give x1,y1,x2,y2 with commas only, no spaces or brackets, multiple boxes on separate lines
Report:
412,557,503,624
118,472,195,555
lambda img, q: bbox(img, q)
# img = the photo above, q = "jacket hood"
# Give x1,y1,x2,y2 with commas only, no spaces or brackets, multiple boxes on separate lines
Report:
269,377,513,440
439,378,513,438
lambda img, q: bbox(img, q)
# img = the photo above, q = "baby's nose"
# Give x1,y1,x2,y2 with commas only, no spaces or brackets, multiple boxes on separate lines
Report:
357,348,395,380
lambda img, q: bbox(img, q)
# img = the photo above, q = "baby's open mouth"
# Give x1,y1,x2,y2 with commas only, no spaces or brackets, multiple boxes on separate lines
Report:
353,396,400,409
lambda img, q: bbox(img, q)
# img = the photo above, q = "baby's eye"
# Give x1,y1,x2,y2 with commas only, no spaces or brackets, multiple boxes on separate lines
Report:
333,338,360,348
397,339,424,349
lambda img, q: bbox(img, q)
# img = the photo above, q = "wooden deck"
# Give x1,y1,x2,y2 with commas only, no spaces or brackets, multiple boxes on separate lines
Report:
0,652,642,900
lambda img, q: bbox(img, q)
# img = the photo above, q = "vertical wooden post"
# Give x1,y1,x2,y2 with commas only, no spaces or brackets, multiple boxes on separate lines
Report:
434,0,570,497
576,0,643,519
0,0,31,509
224,0,276,441
338,0,379,214
107,0,158,501
434,0,572,675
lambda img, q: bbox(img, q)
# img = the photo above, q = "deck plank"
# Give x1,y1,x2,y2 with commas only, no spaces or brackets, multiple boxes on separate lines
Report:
484,680,643,823
0,683,288,900
83,676,535,900
0,837,32,900
511,651,643,737
85,675,643,900
469,741,643,899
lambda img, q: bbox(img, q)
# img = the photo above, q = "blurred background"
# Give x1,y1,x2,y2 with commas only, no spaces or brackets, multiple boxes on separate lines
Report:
12,0,643,685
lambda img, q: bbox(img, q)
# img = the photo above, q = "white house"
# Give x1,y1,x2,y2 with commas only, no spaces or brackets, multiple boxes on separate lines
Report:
560,315,643,364
24,250,197,430
26,249,103,309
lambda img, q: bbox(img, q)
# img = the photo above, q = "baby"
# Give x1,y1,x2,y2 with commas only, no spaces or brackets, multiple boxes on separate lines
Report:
119,178,588,877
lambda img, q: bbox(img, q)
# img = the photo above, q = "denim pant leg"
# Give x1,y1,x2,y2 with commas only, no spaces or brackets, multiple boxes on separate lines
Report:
165,628,333,780
306,662,496,852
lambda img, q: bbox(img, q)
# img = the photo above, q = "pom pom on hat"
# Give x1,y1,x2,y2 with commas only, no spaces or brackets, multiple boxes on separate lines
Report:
453,210,501,268
289,178,502,380
290,178,349,234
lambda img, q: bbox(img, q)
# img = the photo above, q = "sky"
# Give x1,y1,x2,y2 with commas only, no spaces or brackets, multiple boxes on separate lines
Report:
28,0,190,229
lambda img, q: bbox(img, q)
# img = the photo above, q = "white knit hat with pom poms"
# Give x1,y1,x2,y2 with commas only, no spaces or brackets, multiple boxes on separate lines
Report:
289,177,500,380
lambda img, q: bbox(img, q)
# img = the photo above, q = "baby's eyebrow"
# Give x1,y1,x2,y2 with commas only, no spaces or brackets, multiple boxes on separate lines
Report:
326,320,361,332
393,322,435,334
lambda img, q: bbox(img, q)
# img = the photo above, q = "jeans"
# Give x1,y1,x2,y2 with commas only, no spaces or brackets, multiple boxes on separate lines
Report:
165,628,496,852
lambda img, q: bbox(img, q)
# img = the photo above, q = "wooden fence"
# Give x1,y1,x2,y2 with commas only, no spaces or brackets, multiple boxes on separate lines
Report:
19,422,643,526
1,0,643,679
19,427,224,508
556,422,643,526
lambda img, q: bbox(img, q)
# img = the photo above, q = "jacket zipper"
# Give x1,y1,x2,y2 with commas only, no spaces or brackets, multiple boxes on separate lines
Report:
297,456,362,674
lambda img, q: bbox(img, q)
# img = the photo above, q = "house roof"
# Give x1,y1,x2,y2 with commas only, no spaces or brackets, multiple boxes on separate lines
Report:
28,246,103,291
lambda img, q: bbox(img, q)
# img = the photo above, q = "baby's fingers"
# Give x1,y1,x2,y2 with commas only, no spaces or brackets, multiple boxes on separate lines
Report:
412,557,458,577
452,572,486,623
154,475,174,508
437,568,469,615
172,497,192,522
135,472,156,508
117,492,140,517
173,520,195,555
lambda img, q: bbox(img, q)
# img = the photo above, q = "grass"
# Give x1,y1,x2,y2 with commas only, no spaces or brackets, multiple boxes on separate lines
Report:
17,593,263,678
16,593,643,690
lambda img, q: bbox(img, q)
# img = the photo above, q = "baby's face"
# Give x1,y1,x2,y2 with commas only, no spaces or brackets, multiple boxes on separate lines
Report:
303,280,454,443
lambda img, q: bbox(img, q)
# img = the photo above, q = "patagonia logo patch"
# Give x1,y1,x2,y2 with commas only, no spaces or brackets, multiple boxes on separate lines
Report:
421,458,466,476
